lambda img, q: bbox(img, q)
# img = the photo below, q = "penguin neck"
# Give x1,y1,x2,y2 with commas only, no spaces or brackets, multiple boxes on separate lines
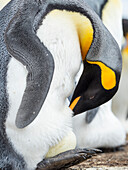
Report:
37,9,94,61
37,10,83,101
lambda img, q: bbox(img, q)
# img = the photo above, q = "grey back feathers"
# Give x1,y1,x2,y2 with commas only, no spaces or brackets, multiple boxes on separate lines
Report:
0,0,20,132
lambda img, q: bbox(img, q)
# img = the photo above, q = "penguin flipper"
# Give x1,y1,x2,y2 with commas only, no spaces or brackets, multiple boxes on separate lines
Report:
85,107,99,124
36,148,100,170
5,1,54,128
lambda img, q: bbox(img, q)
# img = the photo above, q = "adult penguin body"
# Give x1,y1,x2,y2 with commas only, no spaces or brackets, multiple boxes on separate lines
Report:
72,0,126,149
112,0,128,133
0,0,122,169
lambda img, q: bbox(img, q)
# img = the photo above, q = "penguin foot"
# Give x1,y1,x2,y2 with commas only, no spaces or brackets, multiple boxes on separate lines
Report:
36,148,100,170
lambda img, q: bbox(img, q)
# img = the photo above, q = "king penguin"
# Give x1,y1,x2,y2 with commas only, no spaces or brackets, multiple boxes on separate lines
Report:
0,0,122,169
112,0,128,134
72,0,126,149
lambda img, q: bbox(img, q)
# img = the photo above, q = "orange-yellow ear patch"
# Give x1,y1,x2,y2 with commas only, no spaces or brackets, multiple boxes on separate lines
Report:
87,60,116,90
70,96,81,110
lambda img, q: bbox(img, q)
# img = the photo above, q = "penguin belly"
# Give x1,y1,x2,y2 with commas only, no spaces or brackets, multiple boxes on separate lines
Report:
5,10,81,170
112,54,128,133
73,101,126,148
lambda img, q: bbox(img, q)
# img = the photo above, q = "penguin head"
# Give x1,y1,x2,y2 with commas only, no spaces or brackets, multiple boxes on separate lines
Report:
68,0,122,115
5,0,122,127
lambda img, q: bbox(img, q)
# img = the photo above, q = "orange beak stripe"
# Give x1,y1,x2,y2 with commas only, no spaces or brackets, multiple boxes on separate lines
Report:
70,96,81,110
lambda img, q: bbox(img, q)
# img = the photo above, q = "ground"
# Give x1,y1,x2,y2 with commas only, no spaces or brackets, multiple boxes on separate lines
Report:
69,136,128,170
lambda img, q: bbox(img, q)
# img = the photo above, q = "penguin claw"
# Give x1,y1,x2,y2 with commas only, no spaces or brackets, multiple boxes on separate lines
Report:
36,148,100,170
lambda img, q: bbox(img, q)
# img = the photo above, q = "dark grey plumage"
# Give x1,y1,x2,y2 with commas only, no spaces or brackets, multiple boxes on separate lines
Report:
86,107,99,124
84,0,108,17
